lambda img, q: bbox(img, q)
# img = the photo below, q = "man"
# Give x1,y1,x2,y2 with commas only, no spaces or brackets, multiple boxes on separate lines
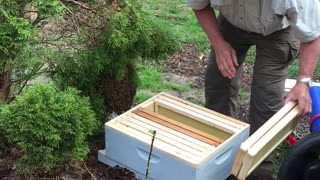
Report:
186,0,320,179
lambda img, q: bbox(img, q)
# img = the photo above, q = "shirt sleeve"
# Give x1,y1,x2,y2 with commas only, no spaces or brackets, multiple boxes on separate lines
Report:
287,0,320,42
186,0,210,10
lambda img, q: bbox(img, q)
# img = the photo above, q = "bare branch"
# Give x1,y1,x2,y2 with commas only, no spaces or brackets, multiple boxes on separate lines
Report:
60,0,97,13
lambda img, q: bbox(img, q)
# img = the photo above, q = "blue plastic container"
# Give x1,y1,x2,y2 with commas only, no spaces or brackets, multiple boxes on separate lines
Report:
310,86,320,132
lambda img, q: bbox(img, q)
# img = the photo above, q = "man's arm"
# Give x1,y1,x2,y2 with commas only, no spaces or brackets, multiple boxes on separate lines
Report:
285,37,320,116
284,0,320,116
298,38,320,79
192,5,238,79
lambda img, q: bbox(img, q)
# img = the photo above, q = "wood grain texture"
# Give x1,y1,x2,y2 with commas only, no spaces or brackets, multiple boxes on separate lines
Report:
133,108,222,147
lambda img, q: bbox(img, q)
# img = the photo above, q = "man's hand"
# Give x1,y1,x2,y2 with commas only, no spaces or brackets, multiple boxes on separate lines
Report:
285,37,320,116
192,5,238,79
284,83,311,116
213,40,238,79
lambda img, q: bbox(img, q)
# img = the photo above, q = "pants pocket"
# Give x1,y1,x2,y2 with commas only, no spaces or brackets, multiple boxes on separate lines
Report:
287,40,300,63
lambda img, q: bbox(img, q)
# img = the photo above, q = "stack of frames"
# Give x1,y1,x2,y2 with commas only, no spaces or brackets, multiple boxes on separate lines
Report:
232,102,299,180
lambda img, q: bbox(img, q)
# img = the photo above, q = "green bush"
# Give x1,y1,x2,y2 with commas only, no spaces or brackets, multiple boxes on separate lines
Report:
54,0,178,120
0,0,65,102
0,83,98,175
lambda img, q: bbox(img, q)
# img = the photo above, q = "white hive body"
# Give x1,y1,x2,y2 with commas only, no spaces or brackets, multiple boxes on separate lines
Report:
98,93,250,180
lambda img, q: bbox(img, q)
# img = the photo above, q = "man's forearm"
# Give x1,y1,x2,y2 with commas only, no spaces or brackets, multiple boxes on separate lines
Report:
193,5,224,48
299,37,320,79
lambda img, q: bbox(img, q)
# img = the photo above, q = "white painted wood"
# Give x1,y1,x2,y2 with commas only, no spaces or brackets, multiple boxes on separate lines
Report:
98,93,250,180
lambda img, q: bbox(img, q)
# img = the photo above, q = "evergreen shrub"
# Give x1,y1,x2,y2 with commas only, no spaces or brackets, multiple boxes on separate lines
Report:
0,83,98,175
54,0,178,120
0,0,65,102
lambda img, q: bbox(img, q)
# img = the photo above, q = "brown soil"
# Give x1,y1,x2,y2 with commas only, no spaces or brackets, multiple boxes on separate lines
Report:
0,43,310,180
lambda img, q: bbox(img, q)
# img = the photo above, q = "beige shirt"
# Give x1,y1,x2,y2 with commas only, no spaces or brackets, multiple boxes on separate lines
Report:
187,0,320,42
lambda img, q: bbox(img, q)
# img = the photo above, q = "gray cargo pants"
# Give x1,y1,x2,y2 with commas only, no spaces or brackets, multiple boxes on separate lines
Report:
205,16,300,134
205,16,300,179
205,16,299,179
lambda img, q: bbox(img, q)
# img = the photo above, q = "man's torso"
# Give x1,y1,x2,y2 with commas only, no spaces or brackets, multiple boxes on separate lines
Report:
211,0,289,35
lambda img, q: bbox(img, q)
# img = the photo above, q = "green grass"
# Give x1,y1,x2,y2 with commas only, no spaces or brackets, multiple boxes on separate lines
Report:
137,65,187,92
137,67,164,91
288,60,300,79
142,0,209,51
246,46,256,65
274,142,291,173
288,59,320,80
314,60,320,80
133,93,153,105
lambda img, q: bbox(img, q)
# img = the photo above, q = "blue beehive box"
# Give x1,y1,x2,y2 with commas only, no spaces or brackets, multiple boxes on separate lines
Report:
98,93,250,180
